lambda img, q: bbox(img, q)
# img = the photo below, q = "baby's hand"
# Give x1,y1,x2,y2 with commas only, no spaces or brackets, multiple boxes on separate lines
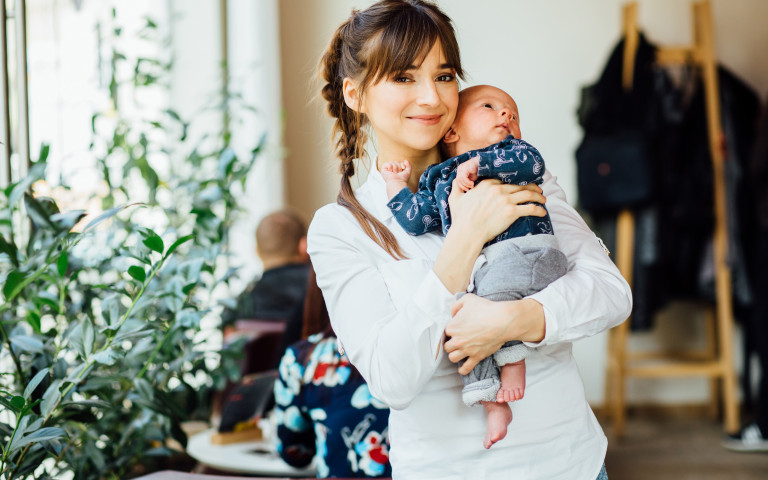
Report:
456,157,480,192
381,160,412,183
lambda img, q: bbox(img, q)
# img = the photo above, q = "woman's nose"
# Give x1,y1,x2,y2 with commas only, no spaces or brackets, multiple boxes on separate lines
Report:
417,80,440,106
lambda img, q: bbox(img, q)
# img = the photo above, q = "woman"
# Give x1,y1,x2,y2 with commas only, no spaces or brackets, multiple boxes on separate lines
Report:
274,266,392,478
308,1,632,478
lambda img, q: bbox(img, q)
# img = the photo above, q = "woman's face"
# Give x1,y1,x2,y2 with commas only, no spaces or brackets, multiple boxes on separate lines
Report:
360,42,459,162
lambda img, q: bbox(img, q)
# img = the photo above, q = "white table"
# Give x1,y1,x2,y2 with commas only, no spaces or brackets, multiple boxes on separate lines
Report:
187,429,316,477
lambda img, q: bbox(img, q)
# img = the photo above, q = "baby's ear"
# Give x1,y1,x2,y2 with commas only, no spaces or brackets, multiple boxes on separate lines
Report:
442,126,459,144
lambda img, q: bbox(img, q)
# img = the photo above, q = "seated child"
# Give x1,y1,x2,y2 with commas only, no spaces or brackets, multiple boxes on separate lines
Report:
381,85,567,449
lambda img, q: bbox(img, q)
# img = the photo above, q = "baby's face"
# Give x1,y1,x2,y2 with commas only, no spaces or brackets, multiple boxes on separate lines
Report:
450,85,521,154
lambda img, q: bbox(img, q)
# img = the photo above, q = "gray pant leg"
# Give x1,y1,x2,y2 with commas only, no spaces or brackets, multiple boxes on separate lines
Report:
459,355,501,406
460,235,568,406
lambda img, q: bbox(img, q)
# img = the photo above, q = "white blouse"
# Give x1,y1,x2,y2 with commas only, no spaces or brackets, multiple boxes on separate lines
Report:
308,167,632,480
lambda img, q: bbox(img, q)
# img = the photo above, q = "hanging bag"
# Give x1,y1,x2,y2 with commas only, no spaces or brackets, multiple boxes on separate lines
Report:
576,130,652,213
575,33,661,215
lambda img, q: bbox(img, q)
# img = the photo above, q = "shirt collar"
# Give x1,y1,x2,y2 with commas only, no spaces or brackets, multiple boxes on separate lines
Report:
360,166,395,221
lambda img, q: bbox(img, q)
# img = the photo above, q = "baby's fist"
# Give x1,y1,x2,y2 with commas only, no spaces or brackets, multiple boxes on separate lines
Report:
456,157,480,192
381,160,412,182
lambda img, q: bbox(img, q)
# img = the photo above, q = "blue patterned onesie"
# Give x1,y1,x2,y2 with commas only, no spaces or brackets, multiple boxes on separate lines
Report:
387,136,568,406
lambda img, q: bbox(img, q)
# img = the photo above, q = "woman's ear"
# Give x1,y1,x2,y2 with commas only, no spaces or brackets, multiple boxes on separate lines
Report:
342,78,364,113
443,126,459,144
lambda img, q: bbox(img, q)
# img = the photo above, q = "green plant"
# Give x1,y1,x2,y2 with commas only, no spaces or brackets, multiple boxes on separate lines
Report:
0,7,263,480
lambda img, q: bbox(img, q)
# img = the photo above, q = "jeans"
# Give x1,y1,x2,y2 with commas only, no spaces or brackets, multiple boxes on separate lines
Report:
596,463,609,480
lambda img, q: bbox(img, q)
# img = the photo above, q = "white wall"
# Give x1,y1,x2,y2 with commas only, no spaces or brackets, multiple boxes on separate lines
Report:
278,0,768,406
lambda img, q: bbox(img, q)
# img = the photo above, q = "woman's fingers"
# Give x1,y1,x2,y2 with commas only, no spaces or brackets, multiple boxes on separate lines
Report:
447,349,465,364
449,178,466,200
444,294,515,375
458,357,479,375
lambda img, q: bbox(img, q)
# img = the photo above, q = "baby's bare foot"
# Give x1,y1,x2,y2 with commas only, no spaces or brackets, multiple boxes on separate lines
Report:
497,360,526,403
497,386,524,403
482,401,513,449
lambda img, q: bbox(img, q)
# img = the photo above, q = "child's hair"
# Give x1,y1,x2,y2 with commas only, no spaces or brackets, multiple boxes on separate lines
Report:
319,0,464,259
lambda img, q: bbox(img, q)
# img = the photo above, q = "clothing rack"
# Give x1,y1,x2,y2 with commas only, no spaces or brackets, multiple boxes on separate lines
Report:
604,0,739,437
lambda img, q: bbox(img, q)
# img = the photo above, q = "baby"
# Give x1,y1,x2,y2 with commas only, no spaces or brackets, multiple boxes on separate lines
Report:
382,85,567,449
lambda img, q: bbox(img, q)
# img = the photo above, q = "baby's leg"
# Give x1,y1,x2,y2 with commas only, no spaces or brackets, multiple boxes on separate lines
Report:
497,360,526,403
482,401,513,449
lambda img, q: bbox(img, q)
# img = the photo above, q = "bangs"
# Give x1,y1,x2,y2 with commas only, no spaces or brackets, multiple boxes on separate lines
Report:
361,7,464,85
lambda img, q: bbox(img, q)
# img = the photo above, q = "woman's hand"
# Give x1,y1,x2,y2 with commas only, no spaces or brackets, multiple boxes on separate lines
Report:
448,178,546,244
432,179,548,294
444,295,546,374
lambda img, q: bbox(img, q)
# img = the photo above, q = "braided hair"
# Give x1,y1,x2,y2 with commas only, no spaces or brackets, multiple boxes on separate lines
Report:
318,0,463,259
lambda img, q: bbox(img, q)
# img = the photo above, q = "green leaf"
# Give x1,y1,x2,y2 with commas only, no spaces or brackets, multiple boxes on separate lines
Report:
164,234,194,259
3,270,26,300
10,395,25,411
36,291,59,311
165,108,182,123
133,378,154,401
142,234,164,254
218,147,236,177
67,323,84,360
0,397,14,412
41,379,62,417
26,310,41,333
128,265,146,283
24,368,49,399
13,427,67,450
182,282,197,295
83,203,141,232
10,335,44,354
50,209,87,231
103,294,120,326
9,162,46,207
60,398,112,409
65,363,91,383
93,348,120,365
83,319,95,358
24,193,58,231
36,142,50,164
176,309,200,328
0,234,19,267
57,251,68,277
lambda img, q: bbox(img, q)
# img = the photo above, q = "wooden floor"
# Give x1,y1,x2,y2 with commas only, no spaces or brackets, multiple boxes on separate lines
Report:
603,414,768,480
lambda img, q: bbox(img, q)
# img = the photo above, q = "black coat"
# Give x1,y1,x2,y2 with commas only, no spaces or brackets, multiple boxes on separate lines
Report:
576,33,762,330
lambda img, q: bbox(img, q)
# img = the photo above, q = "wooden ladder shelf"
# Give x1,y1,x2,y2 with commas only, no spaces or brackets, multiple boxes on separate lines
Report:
604,0,739,437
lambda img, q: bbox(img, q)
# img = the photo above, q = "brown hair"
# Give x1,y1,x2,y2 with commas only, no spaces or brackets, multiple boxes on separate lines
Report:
319,0,464,259
255,208,307,259
301,266,333,339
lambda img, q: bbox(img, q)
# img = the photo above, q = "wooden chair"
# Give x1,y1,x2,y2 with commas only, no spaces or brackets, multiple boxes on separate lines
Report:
604,0,740,437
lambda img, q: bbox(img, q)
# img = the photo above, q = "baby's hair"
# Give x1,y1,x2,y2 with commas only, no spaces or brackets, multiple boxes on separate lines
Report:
319,0,464,259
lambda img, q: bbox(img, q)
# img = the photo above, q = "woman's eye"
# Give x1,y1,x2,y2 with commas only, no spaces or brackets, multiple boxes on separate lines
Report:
393,75,412,83
436,73,455,82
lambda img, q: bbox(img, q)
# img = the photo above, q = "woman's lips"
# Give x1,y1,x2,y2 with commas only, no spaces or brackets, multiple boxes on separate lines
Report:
408,114,442,125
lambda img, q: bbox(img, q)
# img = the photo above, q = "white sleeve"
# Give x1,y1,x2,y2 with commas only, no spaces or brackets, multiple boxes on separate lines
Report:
526,170,633,347
307,206,455,410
